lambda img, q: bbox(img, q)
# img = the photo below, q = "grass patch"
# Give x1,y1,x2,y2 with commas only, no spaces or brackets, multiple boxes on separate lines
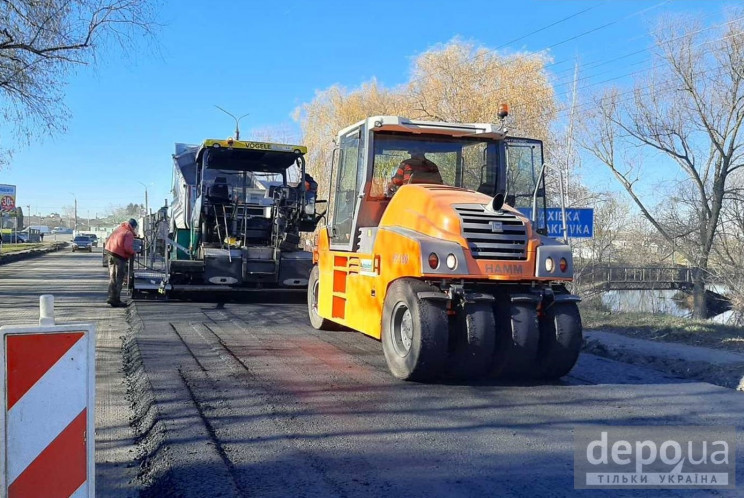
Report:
580,306,744,353
0,243,48,254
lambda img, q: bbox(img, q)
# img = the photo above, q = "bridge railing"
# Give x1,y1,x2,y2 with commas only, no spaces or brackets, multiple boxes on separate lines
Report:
575,265,695,289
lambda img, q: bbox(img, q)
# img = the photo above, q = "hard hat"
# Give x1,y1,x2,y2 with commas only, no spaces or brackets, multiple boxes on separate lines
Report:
128,218,138,229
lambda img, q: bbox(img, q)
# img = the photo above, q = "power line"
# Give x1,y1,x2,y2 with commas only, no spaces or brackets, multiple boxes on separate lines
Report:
488,13,744,114
509,29,743,118
492,2,607,50
550,62,732,122
545,14,744,92
407,1,665,89
545,0,671,51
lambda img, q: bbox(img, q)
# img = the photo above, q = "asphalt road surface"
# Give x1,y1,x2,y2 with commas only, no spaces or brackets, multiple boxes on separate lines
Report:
0,248,139,497
1,250,743,497
134,295,744,496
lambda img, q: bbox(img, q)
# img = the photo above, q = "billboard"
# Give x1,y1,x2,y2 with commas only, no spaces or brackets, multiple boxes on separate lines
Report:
0,184,16,212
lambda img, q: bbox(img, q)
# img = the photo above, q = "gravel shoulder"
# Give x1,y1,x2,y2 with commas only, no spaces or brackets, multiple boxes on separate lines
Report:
583,330,744,391
582,309,744,353
580,308,744,391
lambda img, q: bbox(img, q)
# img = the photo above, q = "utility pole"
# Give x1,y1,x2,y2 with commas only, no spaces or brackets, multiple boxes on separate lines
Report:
26,205,30,227
138,182,149,266
74,197,78,232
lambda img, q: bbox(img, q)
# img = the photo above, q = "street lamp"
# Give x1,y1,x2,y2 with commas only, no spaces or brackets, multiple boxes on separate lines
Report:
215,106,249,140
137,182,149,221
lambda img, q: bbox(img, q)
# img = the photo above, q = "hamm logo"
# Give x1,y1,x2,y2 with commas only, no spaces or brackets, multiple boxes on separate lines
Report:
484,263,523,275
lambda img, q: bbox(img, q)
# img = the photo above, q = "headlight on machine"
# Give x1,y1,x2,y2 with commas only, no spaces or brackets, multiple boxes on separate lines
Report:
418,239,467,275
534,239,573,278
545,257,555,273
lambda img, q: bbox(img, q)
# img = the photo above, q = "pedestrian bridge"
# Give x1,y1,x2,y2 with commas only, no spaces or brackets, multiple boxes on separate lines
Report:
576,266,699,291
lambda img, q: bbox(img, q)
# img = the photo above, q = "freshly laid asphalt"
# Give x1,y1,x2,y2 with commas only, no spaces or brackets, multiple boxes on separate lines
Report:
1,250,742,497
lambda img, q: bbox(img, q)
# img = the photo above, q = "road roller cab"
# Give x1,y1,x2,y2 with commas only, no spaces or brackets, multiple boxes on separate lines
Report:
309,115,582,381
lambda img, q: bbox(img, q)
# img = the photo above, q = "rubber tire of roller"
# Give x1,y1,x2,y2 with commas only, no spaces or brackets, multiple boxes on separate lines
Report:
307,265,343,331
495,301,540,378
381,278,448,382
446,302,496,379
537,302,583,379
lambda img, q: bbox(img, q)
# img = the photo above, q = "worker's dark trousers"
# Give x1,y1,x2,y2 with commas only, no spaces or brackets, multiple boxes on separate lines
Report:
107,255,128,303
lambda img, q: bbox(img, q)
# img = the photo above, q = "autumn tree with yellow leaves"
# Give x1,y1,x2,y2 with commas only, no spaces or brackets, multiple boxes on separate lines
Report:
294,40,557,197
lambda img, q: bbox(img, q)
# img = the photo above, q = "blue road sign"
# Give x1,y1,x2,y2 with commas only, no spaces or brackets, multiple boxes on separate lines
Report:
517,207,594,238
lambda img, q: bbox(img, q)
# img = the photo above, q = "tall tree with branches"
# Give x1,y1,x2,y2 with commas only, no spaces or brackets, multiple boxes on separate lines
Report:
294,40,556,200
0,0,158,166
580,11,744,318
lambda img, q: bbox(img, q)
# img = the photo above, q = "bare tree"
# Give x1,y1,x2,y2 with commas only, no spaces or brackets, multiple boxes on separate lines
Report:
580,11,744,318
573,192,631,268
0,0,158,166
711,170,744,322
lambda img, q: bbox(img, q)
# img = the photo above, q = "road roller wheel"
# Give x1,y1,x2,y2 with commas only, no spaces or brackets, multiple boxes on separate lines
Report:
382,279,448,381
494,300,540,378
446,302,496,379
307,265,342,331
538,301,583,379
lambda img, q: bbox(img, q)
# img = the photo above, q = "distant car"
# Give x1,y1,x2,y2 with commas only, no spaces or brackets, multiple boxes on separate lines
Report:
52,227,73,234
1,232,28,243
81,233,98,247
72,236,93,252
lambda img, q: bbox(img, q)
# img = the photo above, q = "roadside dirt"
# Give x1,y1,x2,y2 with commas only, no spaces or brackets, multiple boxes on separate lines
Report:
581,309,744,353
582,336,744,392
600,325,744,353
0,242,67,263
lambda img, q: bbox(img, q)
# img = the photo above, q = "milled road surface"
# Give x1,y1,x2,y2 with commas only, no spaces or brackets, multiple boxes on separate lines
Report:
0,248,139,496
2,251,743,497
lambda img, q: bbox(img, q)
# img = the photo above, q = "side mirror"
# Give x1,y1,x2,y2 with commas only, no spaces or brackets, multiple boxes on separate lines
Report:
506,194,516,207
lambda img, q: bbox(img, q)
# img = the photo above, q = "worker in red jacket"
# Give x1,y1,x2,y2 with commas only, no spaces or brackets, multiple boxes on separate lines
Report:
104,218,137,307
387,147,443,196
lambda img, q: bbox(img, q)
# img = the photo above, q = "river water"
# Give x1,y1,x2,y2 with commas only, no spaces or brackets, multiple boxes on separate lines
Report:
601,289,692,317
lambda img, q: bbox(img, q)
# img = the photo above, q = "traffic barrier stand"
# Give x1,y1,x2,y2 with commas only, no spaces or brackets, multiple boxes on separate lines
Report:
0,295,95,498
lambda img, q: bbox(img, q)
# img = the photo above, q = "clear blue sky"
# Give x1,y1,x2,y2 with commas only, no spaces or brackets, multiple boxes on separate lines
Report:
0,0,729,219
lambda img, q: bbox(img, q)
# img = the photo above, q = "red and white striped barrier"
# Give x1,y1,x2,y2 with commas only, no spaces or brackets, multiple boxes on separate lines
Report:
0,295,95,498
